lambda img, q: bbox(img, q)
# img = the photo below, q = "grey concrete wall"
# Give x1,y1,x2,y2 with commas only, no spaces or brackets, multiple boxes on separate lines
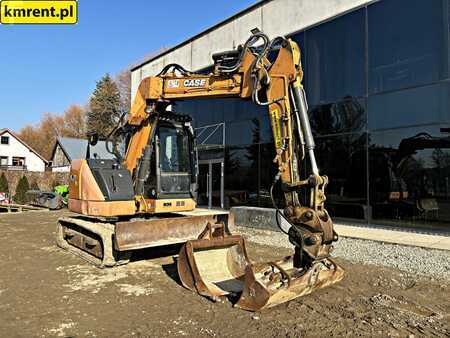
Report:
131,0,373,101
230,206,291,232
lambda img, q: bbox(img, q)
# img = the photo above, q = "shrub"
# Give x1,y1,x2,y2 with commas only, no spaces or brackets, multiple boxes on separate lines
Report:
0,173,8,194
14,176,30,204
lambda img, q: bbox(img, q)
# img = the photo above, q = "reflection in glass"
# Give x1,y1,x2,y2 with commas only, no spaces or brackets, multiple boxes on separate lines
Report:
369,126,450,227
368,83,450,130
197,161,223,208
259,143,278,207
304,9,365,105
224,146,259,207
309,97,366,136
174,99,224,127
196,123,224,148
197,163,209,206
227,119,260,146
175,98,267,128
315,133,368,220
368,0,447,93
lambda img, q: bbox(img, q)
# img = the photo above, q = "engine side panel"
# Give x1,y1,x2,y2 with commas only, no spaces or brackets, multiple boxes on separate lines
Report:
69,159,105,201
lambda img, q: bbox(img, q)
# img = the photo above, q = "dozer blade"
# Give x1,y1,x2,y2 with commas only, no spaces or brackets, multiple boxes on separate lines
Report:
57,211,233,268
178,225,344,311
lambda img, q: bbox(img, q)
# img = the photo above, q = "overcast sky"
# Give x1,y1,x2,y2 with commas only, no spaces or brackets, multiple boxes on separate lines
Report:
0,0,256,131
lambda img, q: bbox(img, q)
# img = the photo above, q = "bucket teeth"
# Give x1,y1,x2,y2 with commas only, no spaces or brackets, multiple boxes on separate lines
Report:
177,226,345,311
235,258,345,311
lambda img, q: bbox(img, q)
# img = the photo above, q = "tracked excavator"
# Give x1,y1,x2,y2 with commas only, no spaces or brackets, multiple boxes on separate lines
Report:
56,30,344,311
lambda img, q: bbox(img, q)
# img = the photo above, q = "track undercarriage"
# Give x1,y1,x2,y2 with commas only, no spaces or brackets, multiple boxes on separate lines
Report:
56,209,233,268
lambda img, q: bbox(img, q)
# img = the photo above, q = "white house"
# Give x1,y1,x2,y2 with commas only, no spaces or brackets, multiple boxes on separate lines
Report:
50,137,115,172
0,128,47,172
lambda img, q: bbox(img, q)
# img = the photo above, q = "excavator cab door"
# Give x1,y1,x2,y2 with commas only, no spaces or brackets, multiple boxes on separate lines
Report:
142,121,198,201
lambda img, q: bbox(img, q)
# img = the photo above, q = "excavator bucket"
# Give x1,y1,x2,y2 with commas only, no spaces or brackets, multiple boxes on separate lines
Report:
177,223,250,300
178,225,345,311
235,257,344,311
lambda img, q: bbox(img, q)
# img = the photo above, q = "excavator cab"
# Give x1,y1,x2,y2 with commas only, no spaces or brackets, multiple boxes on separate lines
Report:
140,119,198,202
57,113,210,267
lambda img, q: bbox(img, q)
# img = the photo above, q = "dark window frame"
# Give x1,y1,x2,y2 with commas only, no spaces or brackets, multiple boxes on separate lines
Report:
12,157,25,167
1,136,9,145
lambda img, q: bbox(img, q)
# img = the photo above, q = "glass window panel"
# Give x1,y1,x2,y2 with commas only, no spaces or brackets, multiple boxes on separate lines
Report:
198,148,224,162
1,136,9,145
315,133,368,220
226,119,260,146
196,123,224,148
175,99,225,127
368,0,447,94
12,157,25,166
369,125,450,227
0,156,8,166
175,98,268,128
368,83,450,131
304,9,365,105
259,143,278,207
259,116,274,144
224,146,259,207
309,97,367,136
222,98,267,122
158,126,190,173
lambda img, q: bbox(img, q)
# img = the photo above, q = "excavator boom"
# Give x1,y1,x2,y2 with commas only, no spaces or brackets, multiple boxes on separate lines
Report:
135,31,344,310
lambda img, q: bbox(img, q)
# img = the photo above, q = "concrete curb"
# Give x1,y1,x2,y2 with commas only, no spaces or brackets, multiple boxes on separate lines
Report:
230,206,450,251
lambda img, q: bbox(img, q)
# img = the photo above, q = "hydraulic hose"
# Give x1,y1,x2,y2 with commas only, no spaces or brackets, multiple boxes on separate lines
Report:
269,173,290,235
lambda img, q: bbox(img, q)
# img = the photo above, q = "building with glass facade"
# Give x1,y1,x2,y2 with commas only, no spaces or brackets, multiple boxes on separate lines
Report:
132,0,450,230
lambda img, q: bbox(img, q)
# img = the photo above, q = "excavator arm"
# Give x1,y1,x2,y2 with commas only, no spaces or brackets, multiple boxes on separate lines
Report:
121,31,344,310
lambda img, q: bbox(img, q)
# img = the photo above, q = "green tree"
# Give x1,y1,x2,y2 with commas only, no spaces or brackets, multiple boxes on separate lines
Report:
14,176,30,204
87,74,122,138
0,173,9,193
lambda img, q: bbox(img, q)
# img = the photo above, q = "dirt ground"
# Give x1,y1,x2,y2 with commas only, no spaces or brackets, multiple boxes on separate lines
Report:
0,210,449,338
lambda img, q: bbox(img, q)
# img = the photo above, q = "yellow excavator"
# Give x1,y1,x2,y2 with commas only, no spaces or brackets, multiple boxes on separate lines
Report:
56,30,344,311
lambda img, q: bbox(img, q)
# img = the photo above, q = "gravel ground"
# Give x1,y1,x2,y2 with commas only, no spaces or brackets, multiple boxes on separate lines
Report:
1,211,449,337
235,226,450,281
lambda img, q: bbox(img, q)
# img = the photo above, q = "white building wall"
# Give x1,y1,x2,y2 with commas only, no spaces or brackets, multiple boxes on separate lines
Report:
0,132,46,172
131,0,373,101
52,166,70,173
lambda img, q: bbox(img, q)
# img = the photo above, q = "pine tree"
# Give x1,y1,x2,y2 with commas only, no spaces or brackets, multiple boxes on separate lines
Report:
0,173,9,193
14,176,30,204
87,74,122,139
